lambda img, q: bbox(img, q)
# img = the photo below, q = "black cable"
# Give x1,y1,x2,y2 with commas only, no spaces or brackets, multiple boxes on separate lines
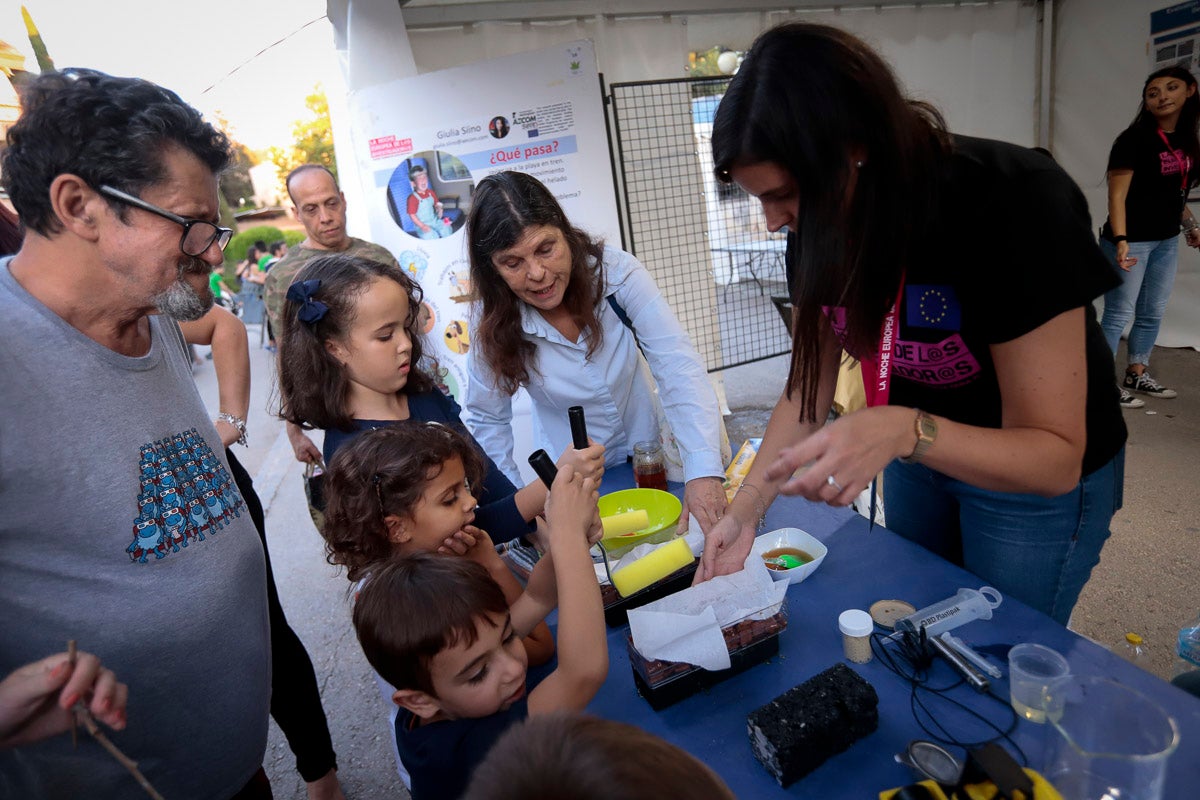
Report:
870,631,1028,767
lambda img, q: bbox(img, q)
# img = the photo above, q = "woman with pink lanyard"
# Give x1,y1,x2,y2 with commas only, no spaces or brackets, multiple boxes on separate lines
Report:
1099,66,1200,409
696,23,1127,626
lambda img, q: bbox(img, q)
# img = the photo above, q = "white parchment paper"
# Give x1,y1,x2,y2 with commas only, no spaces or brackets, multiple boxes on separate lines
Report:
627,555,787,671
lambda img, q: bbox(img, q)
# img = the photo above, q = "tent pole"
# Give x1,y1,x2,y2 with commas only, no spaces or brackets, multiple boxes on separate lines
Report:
1037,0,1055,150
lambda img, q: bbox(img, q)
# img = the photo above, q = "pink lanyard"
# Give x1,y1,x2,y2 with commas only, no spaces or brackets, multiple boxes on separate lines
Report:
861,272,905,408
1157,128,1189,197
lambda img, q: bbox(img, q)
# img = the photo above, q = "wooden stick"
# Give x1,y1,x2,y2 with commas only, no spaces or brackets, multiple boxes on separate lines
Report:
72,703,166,800
66,640,77,749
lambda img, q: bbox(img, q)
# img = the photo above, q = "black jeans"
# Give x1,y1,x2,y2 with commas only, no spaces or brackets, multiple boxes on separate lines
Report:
227,449,337,782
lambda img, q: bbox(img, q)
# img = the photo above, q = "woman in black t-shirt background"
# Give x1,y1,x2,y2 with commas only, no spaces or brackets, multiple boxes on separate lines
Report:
1099,66,1200,407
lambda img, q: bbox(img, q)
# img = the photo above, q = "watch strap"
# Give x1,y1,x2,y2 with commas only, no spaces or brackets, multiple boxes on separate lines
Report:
900,409,936,464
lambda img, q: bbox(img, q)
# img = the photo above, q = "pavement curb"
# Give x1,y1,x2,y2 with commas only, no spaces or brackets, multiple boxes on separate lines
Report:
255,425,300,513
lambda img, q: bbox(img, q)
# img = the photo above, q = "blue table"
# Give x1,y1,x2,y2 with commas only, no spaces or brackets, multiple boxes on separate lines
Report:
585,466,1200,796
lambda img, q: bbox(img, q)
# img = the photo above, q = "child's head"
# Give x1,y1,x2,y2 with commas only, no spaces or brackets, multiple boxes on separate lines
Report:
278,253,434,431
462,713,738,800
353,553,528,722
323,422,485,580
409,164,429,191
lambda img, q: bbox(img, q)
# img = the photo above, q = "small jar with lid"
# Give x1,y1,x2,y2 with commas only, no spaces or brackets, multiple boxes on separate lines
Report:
839,609,875,664
632,440,668,491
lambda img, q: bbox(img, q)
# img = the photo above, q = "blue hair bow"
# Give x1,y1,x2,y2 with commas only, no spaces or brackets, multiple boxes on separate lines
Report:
287,279,329,325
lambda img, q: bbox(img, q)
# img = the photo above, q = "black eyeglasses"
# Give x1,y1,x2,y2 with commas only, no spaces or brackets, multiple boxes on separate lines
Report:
99,184,234,257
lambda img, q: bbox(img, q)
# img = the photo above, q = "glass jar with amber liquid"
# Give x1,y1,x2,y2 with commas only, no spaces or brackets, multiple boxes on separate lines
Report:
633,440,668,491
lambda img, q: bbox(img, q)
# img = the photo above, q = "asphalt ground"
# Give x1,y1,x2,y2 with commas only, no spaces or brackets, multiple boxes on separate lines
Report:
190,330,1198,797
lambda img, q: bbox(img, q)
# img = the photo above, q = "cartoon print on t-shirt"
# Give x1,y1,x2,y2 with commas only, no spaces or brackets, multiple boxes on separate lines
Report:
125,428,245,563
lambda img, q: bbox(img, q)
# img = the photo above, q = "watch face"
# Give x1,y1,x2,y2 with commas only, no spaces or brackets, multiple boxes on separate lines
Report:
917,416,937,441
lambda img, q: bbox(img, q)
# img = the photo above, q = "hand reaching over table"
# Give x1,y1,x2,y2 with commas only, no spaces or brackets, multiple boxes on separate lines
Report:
763,406,915,507
695,511,756,584
679,475,728,535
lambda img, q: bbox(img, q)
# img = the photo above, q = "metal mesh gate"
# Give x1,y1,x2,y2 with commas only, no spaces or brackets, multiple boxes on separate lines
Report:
607,76,792,373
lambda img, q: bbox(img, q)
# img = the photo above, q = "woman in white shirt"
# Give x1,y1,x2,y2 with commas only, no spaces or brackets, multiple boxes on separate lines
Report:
463,171,728,533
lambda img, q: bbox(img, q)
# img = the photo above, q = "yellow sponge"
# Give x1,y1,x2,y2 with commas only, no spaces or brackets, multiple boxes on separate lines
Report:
611,537,694,598
601,509,650,538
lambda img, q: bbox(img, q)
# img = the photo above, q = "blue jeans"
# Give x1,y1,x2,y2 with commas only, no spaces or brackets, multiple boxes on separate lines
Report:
883,449,1124,626
1099,237,1179,366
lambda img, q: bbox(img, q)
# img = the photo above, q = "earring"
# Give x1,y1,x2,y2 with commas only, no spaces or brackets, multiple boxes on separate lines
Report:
855,160,866,169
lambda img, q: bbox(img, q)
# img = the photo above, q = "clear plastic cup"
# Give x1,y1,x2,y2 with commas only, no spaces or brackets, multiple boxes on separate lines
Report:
1007,642,1070,723
1044,676,1179,800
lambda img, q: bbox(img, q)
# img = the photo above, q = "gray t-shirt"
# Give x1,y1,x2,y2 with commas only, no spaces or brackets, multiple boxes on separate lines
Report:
0,259,270,798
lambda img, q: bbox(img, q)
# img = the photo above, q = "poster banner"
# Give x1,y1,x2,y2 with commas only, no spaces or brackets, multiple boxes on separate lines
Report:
1151,1,1200,71
345,40,619,403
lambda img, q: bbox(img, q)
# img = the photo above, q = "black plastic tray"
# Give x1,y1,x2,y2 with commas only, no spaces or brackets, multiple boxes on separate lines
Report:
602,562,698,627
628,632,781,711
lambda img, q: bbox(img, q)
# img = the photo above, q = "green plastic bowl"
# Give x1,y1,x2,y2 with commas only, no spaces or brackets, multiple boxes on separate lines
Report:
597,488,682,548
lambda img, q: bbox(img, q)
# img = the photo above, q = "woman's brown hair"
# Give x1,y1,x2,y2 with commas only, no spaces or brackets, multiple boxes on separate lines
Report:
466,171,607,395
277,254,434,431
712,23,949,421
322,422,484,582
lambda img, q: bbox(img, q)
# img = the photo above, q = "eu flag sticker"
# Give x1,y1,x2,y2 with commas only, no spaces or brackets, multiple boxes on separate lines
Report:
906,284,962,330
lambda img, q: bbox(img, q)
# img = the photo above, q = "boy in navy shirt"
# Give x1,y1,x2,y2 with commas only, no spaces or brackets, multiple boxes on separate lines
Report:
353,467,606,800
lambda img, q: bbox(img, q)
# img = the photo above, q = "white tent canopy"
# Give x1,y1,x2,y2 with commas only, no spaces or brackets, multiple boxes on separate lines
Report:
326,0,1200,351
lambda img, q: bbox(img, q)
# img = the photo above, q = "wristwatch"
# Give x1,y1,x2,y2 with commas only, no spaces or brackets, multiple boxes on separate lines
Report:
901,409,937,464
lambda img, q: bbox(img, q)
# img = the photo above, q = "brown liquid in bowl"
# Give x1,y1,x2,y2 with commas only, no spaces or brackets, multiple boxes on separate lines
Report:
763,546,811,570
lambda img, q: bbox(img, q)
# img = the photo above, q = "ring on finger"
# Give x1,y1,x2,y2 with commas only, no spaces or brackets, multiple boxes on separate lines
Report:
826,474,844,493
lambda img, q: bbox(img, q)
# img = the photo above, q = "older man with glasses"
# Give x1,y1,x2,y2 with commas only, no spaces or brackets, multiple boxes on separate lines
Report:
0,69,273,798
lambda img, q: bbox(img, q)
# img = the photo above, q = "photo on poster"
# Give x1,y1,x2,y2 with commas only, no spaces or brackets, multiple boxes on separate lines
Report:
385,149,474,240
489,115,511,139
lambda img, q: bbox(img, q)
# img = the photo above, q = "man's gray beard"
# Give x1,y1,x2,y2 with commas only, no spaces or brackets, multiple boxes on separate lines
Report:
155,261,215,322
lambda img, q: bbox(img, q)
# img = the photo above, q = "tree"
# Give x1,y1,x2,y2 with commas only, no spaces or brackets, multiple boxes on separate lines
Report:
212,112,258,210
268,84,337,195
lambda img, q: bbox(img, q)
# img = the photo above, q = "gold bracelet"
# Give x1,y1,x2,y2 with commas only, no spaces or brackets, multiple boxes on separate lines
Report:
736,483,768,532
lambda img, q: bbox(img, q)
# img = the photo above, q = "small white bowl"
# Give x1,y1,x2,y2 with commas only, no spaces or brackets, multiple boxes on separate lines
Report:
750,527,828,585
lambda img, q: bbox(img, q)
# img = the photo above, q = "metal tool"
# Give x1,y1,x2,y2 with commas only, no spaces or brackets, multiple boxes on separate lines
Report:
895,739,964,786
940,632,1002,679
928,631,991,692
